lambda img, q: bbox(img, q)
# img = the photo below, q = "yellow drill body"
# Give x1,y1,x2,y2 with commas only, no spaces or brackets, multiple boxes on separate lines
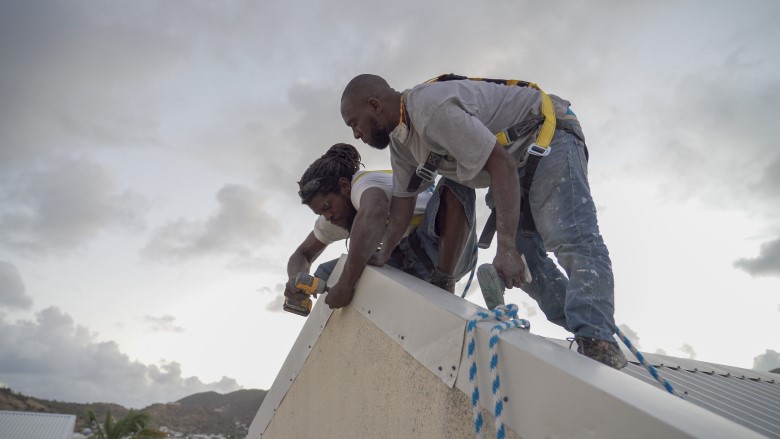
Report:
282,273,327,317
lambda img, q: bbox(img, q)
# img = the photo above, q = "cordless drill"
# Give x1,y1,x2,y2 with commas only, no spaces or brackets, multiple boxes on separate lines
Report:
282,272,328,317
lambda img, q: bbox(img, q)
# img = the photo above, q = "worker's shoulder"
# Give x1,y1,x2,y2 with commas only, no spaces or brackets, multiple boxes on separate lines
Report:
353,169,393,185
351,170,393,197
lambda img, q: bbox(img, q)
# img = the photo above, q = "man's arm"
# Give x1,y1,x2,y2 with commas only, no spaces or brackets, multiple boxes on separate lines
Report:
285,232,327,301
369,194,416,267
482,141,529,287
325,187,390,309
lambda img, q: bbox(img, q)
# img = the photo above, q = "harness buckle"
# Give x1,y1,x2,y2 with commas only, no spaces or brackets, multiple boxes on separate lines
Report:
415,161,438,182
496,131,511,146
527,143,551,157
415,152,443,184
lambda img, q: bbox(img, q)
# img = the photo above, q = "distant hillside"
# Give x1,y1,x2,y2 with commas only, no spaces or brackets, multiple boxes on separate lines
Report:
145,389,267,436
0,387,266,437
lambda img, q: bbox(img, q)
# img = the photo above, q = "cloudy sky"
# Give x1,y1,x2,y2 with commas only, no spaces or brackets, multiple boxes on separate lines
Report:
1,1,778,408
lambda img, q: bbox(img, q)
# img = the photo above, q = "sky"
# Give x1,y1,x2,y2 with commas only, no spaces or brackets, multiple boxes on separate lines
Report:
0,0,779,409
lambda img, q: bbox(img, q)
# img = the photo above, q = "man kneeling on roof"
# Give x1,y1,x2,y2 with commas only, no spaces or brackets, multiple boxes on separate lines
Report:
285,143,478,309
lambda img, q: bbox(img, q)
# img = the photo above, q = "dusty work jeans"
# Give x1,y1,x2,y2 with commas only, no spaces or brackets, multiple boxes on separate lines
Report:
516,128,617,342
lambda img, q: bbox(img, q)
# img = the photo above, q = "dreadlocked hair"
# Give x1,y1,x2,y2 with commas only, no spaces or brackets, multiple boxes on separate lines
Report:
298,143,363,204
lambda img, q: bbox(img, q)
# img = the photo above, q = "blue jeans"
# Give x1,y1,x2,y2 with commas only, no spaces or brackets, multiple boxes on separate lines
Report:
516,128,616,341
315,178,479,287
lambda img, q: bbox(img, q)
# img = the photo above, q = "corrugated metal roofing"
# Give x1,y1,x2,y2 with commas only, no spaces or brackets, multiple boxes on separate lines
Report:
622,353,780,439
549,339,780,438
0,410,76,439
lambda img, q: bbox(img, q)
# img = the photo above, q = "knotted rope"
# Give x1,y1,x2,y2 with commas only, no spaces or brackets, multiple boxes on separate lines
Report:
466,304,530,439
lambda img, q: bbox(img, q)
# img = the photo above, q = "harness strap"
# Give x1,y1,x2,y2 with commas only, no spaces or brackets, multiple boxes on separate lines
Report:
406,151,445,192
479,116,588,247
407,74,556,195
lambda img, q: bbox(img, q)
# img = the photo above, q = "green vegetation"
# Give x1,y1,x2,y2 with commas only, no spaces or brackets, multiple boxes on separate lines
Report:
0,386,267,437
86,410,165,439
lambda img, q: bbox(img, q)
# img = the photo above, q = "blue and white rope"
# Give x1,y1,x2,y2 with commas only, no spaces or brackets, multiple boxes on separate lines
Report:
466,304,530,439
613,327,684,399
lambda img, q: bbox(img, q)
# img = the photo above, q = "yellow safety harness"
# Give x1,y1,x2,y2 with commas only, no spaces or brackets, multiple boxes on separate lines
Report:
409,74,565,246
424,73,557,150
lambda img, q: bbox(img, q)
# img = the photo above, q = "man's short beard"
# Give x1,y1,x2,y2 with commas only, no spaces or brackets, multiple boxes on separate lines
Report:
366,118,391,150
367,133,390,150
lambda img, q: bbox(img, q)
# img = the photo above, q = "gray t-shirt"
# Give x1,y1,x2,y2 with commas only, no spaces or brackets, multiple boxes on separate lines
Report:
389,80,571,197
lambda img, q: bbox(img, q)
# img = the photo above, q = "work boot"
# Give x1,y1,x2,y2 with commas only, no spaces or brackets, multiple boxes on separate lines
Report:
430,269,457,294
575,337,628,370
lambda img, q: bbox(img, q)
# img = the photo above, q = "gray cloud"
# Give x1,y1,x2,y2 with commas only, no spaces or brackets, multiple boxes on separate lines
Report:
517,301,537,318
753,349,780,372
0,1,194,168
636,19,780,222
143,315,184,333
257,283,285,295
617,324,641,349
142,184,279,264
0,307,241,408
0,261,32,309
238,3,612,198
261,283,286,313
0,158,147,255
680,344,697,360
265,295,286,313
734,238,780,277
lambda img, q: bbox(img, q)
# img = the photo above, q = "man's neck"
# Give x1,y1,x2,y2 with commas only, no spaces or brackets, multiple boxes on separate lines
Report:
397,90,411,131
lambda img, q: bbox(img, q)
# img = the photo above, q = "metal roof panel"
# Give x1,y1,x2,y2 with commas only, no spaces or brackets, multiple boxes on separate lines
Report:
0,411,75,439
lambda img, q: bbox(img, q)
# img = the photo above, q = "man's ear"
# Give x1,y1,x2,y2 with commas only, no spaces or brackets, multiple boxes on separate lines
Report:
339,177,352,195
368,97,382,113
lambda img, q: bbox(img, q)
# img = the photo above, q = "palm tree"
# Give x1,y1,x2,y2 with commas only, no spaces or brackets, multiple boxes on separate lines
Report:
85,409,165,439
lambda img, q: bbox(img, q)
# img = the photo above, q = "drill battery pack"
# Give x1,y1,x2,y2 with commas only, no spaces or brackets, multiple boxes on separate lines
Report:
283,296,312,317
282,273,327,317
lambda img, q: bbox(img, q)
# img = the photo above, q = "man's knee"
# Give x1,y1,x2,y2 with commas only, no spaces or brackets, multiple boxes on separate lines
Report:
436,186,467,232
435,186,449,232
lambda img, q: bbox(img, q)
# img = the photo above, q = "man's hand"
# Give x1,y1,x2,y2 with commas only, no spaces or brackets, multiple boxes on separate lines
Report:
324,280,355,309
285,232,327,301
493,245,532,288
283,280,311,301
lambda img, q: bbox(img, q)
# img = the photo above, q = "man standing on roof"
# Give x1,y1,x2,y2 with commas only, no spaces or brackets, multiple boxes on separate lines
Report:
339,74,627,369
286,143,478,309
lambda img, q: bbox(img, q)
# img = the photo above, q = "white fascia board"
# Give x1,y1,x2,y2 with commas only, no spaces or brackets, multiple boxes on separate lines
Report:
348,258,475,387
